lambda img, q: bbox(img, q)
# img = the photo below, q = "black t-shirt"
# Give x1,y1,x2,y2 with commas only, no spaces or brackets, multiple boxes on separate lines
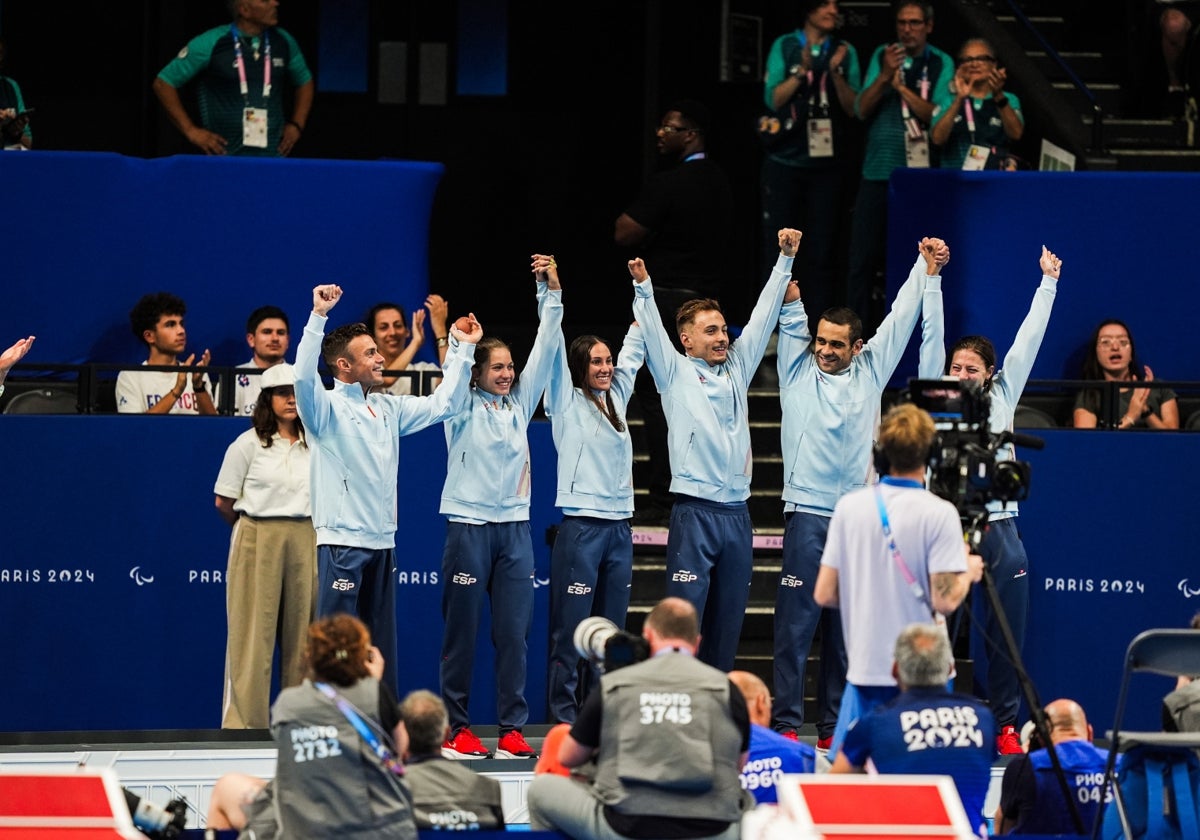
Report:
620,156,734,298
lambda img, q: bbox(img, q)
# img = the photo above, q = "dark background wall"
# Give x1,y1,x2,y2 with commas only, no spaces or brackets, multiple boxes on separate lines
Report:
0,0,1015,348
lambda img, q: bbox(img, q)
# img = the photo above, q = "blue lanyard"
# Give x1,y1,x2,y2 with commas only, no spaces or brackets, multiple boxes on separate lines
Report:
230,25,271,101
314,682,405,776
873,482,928,604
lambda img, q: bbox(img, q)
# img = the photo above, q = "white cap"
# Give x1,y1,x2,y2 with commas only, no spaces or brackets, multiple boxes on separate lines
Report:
260,363,295,389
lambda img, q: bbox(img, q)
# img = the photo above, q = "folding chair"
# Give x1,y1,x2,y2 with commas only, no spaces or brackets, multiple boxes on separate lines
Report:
2,385,78,414
1092,628,1200,839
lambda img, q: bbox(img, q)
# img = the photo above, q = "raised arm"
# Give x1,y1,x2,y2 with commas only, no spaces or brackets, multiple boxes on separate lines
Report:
425,294,450,365
931,69,973,146
630,257,679,390
829,43,858,117
918,241,949,380
0,335,35,391
996,246,1061,402
987,66,1023,141
855,44,902,120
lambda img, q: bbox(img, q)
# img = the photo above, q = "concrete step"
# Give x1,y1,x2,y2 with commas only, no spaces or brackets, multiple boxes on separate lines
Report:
1029,50,1117,83
996,14,1065,52
1053,80,1122,116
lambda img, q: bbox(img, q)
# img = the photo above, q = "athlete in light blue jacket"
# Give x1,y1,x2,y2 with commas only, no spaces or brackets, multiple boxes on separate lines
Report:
917,244,1062,754
437,260,563,760
543,256,645,723
294,283,479,692
630,227,801,671
772,238,946,745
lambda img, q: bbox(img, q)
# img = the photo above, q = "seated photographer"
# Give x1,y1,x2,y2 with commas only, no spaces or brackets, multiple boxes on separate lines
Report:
994,698,1109,835
1072,318,1179,430
205,613,417,839
399,689,505,830
526,597,751,840
729,669,824,805
814,403,983,759
831,622,995,837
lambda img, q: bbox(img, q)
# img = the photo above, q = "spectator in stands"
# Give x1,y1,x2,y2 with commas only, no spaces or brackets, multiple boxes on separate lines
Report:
729,669,823,805
544,256,644,724
206,613,417,839
1072,318,1179,430
631,229,799,672
846,1,953,335
1163,611,1200,732
116,292,217,415
1158,1,1196,115
214,362,315,729
994,698,1110,835
0,335,35,400
831,622,995,837
437,256,561,761
0,38,31,150
614,98,733,525
365,296,449,396
815,402,983,757
294,283,479,694
773,237,946,752
234,304,290,417
760,1,861,324
918,244,1064,755
931,38,1025,171
153,0,313,157
399,689,505,830
526,597,751,840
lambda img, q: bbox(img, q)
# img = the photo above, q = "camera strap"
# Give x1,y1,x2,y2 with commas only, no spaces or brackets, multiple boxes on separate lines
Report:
314,682,405,776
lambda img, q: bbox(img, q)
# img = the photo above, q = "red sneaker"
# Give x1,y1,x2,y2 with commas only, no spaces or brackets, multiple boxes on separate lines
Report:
496,729,538,759
996,724,1022,756
442,727,492,759
781,730,800,742
816,736,833,752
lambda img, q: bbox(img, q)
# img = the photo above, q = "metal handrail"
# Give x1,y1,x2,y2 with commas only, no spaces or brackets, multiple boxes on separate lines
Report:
996,0,1106,152
4,362,442,414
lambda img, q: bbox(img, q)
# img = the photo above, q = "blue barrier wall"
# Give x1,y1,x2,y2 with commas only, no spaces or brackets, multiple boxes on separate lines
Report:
885,170,1200,386
0,417,1195,734
0,152,445,368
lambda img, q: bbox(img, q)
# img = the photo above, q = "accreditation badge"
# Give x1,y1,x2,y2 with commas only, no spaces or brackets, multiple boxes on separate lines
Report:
807,117,833,158
243,107,269,148
904,130,930,168
962,144,990,171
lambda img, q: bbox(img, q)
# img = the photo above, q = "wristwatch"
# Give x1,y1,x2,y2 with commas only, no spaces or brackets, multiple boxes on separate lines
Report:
789,63,804,78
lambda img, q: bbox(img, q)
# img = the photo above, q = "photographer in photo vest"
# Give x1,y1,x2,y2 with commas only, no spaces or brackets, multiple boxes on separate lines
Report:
526,597,751,840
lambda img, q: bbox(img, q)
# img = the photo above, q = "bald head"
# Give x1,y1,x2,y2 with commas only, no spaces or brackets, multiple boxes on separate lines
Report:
1043,698,1092,744
643,597,700,652
729,670,771,727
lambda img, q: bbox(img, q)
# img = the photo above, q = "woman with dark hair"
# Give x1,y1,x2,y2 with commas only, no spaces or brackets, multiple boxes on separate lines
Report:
543,262,645,724
436,255,563,759
918,245,1063,756
213,362,316,729
1072,319,1179,429
207,613,416,838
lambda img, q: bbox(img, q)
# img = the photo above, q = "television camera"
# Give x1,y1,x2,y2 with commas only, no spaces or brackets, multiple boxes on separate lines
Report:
906,378,1042,547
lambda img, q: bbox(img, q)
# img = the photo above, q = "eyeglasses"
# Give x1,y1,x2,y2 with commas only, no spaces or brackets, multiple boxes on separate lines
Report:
657,124,694,135
958,55,996,64
1097,337,1131,349
896,18,927,28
